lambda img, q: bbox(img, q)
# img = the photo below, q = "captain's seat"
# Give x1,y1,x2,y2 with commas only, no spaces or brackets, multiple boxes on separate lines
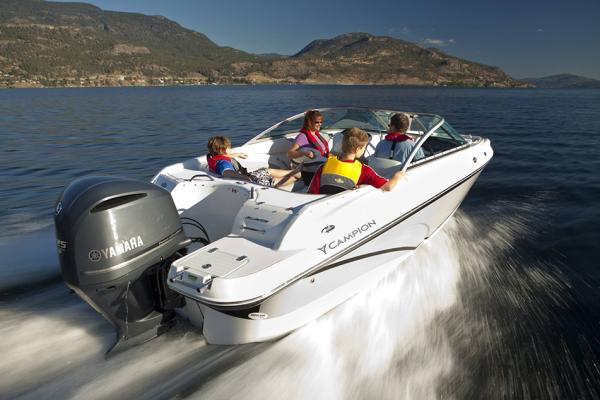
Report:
368,157,402,169
328,130,374,160
328,130,345,157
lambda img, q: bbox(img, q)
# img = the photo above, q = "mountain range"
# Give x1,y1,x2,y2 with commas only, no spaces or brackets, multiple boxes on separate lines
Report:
521,74,600,89
0,0,581,88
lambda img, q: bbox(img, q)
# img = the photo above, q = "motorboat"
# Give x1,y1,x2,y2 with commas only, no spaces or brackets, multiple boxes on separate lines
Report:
54,108,493,354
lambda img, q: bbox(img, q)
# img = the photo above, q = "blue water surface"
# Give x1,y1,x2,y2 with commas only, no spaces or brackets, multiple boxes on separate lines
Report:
1,85,600,398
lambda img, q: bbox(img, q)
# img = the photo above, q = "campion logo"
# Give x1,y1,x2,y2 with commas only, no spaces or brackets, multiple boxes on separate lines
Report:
317,219,376,255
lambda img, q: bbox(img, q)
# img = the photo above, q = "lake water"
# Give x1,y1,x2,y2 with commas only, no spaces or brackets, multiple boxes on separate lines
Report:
1,85,599,399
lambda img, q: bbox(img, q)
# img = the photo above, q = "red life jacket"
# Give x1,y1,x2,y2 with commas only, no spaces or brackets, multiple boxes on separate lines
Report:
384,132,413,142
383,132,414,160
299,128,329,157
207,154,233,173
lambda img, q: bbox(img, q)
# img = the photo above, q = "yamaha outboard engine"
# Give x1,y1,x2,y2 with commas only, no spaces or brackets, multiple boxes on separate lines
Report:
54,176,190,355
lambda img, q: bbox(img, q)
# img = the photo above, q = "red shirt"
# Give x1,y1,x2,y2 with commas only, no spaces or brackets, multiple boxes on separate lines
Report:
307,160,388,194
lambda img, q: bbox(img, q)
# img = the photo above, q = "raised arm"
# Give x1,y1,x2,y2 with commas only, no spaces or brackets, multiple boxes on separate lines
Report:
380,170,407,192
287,143,315,160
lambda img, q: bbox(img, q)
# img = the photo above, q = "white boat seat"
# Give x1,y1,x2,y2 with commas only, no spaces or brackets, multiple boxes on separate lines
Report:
368,157,402,169
329,131,344,156
329,130,374,157
368,157,402,176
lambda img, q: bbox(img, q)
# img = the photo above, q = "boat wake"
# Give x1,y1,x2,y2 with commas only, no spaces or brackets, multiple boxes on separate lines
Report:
1,202,573,399
1,217,464,399
195,219,463,400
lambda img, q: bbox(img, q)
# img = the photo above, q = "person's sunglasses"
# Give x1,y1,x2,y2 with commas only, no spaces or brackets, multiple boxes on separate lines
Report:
313,120,323,124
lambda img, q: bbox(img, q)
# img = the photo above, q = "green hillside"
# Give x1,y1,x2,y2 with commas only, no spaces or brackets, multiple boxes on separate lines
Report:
0,1,528,87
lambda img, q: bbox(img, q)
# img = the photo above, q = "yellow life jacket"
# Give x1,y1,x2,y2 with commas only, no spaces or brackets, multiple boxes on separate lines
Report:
320,156,362,194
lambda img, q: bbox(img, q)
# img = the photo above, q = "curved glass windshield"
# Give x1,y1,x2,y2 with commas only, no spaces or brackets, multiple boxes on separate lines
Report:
320,109,388,131
254,108,389,140
418,119,468,159
245,108,472,169
408,114,444,135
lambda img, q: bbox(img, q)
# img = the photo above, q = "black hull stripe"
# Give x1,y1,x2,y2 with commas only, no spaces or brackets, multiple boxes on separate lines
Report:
310,246,417,276
300,161,487,279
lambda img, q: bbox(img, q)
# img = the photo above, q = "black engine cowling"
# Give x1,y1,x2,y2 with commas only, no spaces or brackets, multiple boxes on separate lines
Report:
54,176,189,354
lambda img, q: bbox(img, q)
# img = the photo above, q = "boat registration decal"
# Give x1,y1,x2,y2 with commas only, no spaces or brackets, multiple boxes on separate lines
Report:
249,312,269,320
317,219,376,255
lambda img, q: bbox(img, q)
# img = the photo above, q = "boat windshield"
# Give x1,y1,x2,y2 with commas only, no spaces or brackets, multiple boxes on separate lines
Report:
409,115,466,144
253,108,389,141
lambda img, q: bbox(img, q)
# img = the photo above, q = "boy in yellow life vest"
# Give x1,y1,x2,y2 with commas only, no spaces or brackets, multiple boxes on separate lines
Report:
308,127,406,194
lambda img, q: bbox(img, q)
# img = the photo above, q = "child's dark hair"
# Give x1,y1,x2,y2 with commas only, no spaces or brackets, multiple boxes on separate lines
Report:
207,136,231,155
341,127,369,154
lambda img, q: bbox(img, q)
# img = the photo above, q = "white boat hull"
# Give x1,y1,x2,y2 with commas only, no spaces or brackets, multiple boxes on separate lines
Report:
178,169,483,344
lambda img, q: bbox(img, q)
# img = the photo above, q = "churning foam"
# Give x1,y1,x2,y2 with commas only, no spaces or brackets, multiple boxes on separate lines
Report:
195,219,464,400
3,202,573,399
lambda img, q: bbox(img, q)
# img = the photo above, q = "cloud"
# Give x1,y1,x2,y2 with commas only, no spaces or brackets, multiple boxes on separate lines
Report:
537,28,544,33
422,38,455,47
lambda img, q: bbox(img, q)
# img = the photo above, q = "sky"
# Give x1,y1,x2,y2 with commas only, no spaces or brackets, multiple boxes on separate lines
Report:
55,0,600,79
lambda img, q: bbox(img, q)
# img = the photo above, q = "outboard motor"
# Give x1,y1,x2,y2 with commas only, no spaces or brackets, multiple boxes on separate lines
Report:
54,176,190,355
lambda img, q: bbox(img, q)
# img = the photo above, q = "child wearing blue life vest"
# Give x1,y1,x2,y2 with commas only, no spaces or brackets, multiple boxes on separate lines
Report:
308,128,406,195
206,136,300,187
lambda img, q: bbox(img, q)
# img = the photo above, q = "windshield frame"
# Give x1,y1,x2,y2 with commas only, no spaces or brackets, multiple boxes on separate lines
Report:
245,107,430,144
402,117,445,171
243,108,475,172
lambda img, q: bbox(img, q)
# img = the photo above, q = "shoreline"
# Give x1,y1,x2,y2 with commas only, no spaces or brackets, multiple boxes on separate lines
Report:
0,81,535,90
